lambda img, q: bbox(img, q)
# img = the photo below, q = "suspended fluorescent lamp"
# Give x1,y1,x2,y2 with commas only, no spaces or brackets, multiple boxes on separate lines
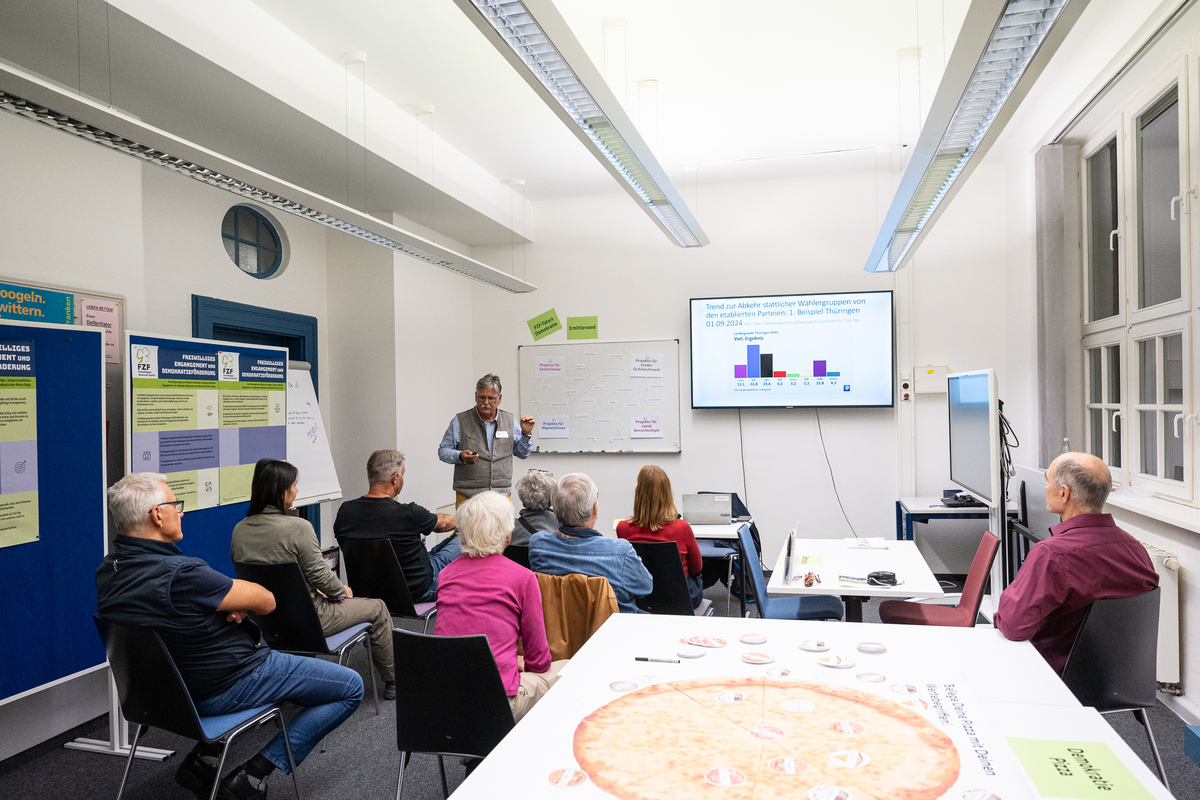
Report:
454,0,708,248
865,0,1086,273
0,70,536,293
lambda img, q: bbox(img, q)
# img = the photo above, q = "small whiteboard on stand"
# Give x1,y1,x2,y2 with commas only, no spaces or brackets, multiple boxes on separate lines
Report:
287,365,341,506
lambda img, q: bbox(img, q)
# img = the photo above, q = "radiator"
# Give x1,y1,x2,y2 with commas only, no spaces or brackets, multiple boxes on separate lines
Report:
1141,543,1181,690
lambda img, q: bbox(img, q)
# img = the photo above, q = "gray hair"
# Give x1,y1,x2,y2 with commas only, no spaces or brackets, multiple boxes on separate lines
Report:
108,472,169,536
516,470,555,511
1053,455,1111,512
553,473,598,528
456,490,515,557
367,449,405,486
476,374,502,394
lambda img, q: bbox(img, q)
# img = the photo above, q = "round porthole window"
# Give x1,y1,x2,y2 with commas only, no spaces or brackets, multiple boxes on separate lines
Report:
221,205,286,278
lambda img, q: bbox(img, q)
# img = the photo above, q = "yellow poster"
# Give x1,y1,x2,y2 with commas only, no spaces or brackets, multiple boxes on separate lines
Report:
0,340,39,549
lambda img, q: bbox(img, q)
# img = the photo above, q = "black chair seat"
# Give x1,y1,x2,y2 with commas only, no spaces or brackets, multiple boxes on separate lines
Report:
630,540,709,616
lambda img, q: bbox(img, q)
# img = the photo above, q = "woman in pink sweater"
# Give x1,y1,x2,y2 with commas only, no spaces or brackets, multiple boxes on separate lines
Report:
616,465,705,609
434,490,567,721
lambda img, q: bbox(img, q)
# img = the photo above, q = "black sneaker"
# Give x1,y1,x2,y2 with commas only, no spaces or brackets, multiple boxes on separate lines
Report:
174,752,218,800
383,681,397,700
218,766,268,800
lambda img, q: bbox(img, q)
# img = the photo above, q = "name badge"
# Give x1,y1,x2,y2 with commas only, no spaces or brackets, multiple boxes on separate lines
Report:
496,431,510,438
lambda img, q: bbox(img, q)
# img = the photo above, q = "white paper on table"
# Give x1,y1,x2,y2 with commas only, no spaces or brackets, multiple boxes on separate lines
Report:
845,537,888,549
538,415,570,438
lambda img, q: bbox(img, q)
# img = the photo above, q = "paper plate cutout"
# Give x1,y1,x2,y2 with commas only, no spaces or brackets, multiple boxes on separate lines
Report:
799,639,830,652
817,655,855,669
856,642,887,654
740,633,768,645
686,635,728,648
704,768,747,787
742,652,774,664
548,769,588,787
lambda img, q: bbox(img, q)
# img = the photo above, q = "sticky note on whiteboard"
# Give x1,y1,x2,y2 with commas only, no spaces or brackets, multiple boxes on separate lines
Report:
915,366,948,393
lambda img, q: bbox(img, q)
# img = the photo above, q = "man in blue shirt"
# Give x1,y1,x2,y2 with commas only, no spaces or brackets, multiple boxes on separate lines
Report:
438,373,535,507
529,472,653,613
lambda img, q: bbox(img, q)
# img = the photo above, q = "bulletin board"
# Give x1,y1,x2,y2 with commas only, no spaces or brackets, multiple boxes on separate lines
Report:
0,320,106,702
518,339,680,453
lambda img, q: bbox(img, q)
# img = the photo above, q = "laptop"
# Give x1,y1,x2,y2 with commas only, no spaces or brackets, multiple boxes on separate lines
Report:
682,494,732,526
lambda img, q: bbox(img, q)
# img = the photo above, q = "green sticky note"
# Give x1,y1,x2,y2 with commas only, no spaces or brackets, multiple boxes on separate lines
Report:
797,555,823,566
567,316,599,339
527,309,562,341
1006,739,1153,800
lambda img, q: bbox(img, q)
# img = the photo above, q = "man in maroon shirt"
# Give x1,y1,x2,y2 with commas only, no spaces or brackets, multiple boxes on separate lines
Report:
994,452,1158,674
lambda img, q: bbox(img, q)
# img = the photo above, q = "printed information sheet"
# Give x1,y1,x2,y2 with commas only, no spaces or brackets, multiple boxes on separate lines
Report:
0,340,39,548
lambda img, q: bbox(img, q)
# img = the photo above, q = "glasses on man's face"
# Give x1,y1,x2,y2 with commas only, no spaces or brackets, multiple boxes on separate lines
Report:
155,500,185,514
475,394,499,404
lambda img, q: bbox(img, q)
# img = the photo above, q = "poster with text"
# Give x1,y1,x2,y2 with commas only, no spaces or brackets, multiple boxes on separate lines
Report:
0,340,38,548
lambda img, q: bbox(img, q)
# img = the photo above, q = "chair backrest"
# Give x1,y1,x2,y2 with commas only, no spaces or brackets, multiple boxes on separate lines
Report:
1061,587,1161,712
93,615,207,742
232,561,330,653
735,523,772,613
503,543,531,571
392,629,514,758
954,531,1000,622
534,572,618,660
338,537,419,616
630,541,693,615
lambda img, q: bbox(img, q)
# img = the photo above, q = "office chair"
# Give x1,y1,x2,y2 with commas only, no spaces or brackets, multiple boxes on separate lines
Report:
736,524,843,620
393,629,515,799
878,531,999,627
232,561,379,716
338,537,438,632
630,540,712,616
94,616,301,800
1061,587,1168,790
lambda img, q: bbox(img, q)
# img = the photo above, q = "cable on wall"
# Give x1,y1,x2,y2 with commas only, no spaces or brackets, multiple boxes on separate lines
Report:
815,409,857,537
737,408,749,508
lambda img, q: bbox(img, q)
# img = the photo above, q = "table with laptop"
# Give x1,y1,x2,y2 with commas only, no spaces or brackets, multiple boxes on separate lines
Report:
766,534,945,622
451,614,1172,800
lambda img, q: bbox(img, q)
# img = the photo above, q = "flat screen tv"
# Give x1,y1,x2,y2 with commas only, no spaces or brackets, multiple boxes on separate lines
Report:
689,291,894,409
947,368,1001,507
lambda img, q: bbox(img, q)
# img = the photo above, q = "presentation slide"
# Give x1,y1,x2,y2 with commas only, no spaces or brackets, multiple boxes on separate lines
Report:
690,292,893,408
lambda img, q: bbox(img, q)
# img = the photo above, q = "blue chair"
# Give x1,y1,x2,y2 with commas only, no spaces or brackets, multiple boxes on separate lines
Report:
94,616,302,800
736,524,843,620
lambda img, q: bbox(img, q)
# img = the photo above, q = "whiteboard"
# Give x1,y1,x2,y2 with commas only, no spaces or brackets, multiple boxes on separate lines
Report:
286,367,342,505
518,340,680,453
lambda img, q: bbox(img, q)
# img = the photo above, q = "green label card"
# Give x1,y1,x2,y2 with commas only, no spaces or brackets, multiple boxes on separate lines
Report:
797,555,823,566
527,309,562,341
1006,739,1153,800
567,316,599,339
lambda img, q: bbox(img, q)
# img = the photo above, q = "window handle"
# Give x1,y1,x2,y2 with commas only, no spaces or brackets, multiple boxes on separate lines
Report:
1112,410,1121,432
1178,413,1198,439
1109,229,1118,251
1172,195,1183,221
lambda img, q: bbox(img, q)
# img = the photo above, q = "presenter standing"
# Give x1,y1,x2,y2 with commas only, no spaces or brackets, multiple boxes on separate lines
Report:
439,374,535,507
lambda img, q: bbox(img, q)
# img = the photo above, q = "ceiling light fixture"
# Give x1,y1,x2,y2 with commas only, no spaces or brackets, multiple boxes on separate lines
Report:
0,76,535,293
454,0,708,248
865,0,1086,273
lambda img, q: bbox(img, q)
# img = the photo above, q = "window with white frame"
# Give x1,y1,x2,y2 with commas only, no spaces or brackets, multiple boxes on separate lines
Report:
1080,58,1193,504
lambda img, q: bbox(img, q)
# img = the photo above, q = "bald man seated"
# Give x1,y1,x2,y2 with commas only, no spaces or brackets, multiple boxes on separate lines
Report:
993,452,1158,674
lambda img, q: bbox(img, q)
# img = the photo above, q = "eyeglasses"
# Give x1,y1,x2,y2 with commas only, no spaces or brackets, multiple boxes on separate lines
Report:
155,500,185,513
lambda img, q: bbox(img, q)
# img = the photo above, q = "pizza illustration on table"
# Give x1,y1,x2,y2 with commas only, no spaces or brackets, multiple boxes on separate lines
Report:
571,677,959,799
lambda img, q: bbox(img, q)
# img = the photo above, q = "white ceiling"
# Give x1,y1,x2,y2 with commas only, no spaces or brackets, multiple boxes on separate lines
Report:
249,0,969,201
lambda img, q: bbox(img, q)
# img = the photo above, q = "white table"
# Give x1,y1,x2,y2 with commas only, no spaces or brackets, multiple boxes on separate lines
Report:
452,615,1171,800
897,496,1017,540
767,538,944,622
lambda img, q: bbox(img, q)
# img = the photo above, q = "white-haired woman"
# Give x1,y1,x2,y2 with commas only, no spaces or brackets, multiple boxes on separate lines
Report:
510,469,557,546
434,490,568,721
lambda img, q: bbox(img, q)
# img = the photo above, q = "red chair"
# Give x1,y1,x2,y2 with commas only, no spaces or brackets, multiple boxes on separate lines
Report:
878,531,999,627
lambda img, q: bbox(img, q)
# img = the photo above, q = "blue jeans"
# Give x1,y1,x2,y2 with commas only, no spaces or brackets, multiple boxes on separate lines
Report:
195,651,363,774
417,535,463,603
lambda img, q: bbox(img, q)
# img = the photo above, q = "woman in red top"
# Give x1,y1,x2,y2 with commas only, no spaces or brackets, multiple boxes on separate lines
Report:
617,465,704,609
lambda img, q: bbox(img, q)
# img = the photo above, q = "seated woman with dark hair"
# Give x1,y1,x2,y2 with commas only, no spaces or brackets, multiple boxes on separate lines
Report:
435,490,568,721
616,465,704,609
230,459,397,699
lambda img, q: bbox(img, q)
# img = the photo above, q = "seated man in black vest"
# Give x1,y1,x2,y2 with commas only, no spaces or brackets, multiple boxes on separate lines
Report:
96,473,363,800
438,373,535,507
334,448,460,603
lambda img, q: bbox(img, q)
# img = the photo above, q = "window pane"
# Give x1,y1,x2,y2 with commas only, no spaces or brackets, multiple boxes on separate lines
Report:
222,237,237,262
221,210,235,237
259,247,278,273
237,209,257,244
238,245,258,274
1108,410,1122,469
1164,333,1183,405
1141,410,1158,475
1137,91,1182,308
1088,139,1120,321
1089,409,1104,458
1106,345,1121,403
1088,348,1102,403
1166,410,1185,481
1138,339,1157,404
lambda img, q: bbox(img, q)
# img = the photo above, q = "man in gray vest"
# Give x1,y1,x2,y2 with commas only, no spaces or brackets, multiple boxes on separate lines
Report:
439,373,534,507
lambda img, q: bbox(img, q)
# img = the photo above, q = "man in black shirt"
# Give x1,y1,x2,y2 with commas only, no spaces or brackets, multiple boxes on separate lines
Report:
334,449,460,602
96,473,363,800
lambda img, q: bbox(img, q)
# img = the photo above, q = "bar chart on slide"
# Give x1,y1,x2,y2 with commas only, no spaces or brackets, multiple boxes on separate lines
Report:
733,345,843,384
